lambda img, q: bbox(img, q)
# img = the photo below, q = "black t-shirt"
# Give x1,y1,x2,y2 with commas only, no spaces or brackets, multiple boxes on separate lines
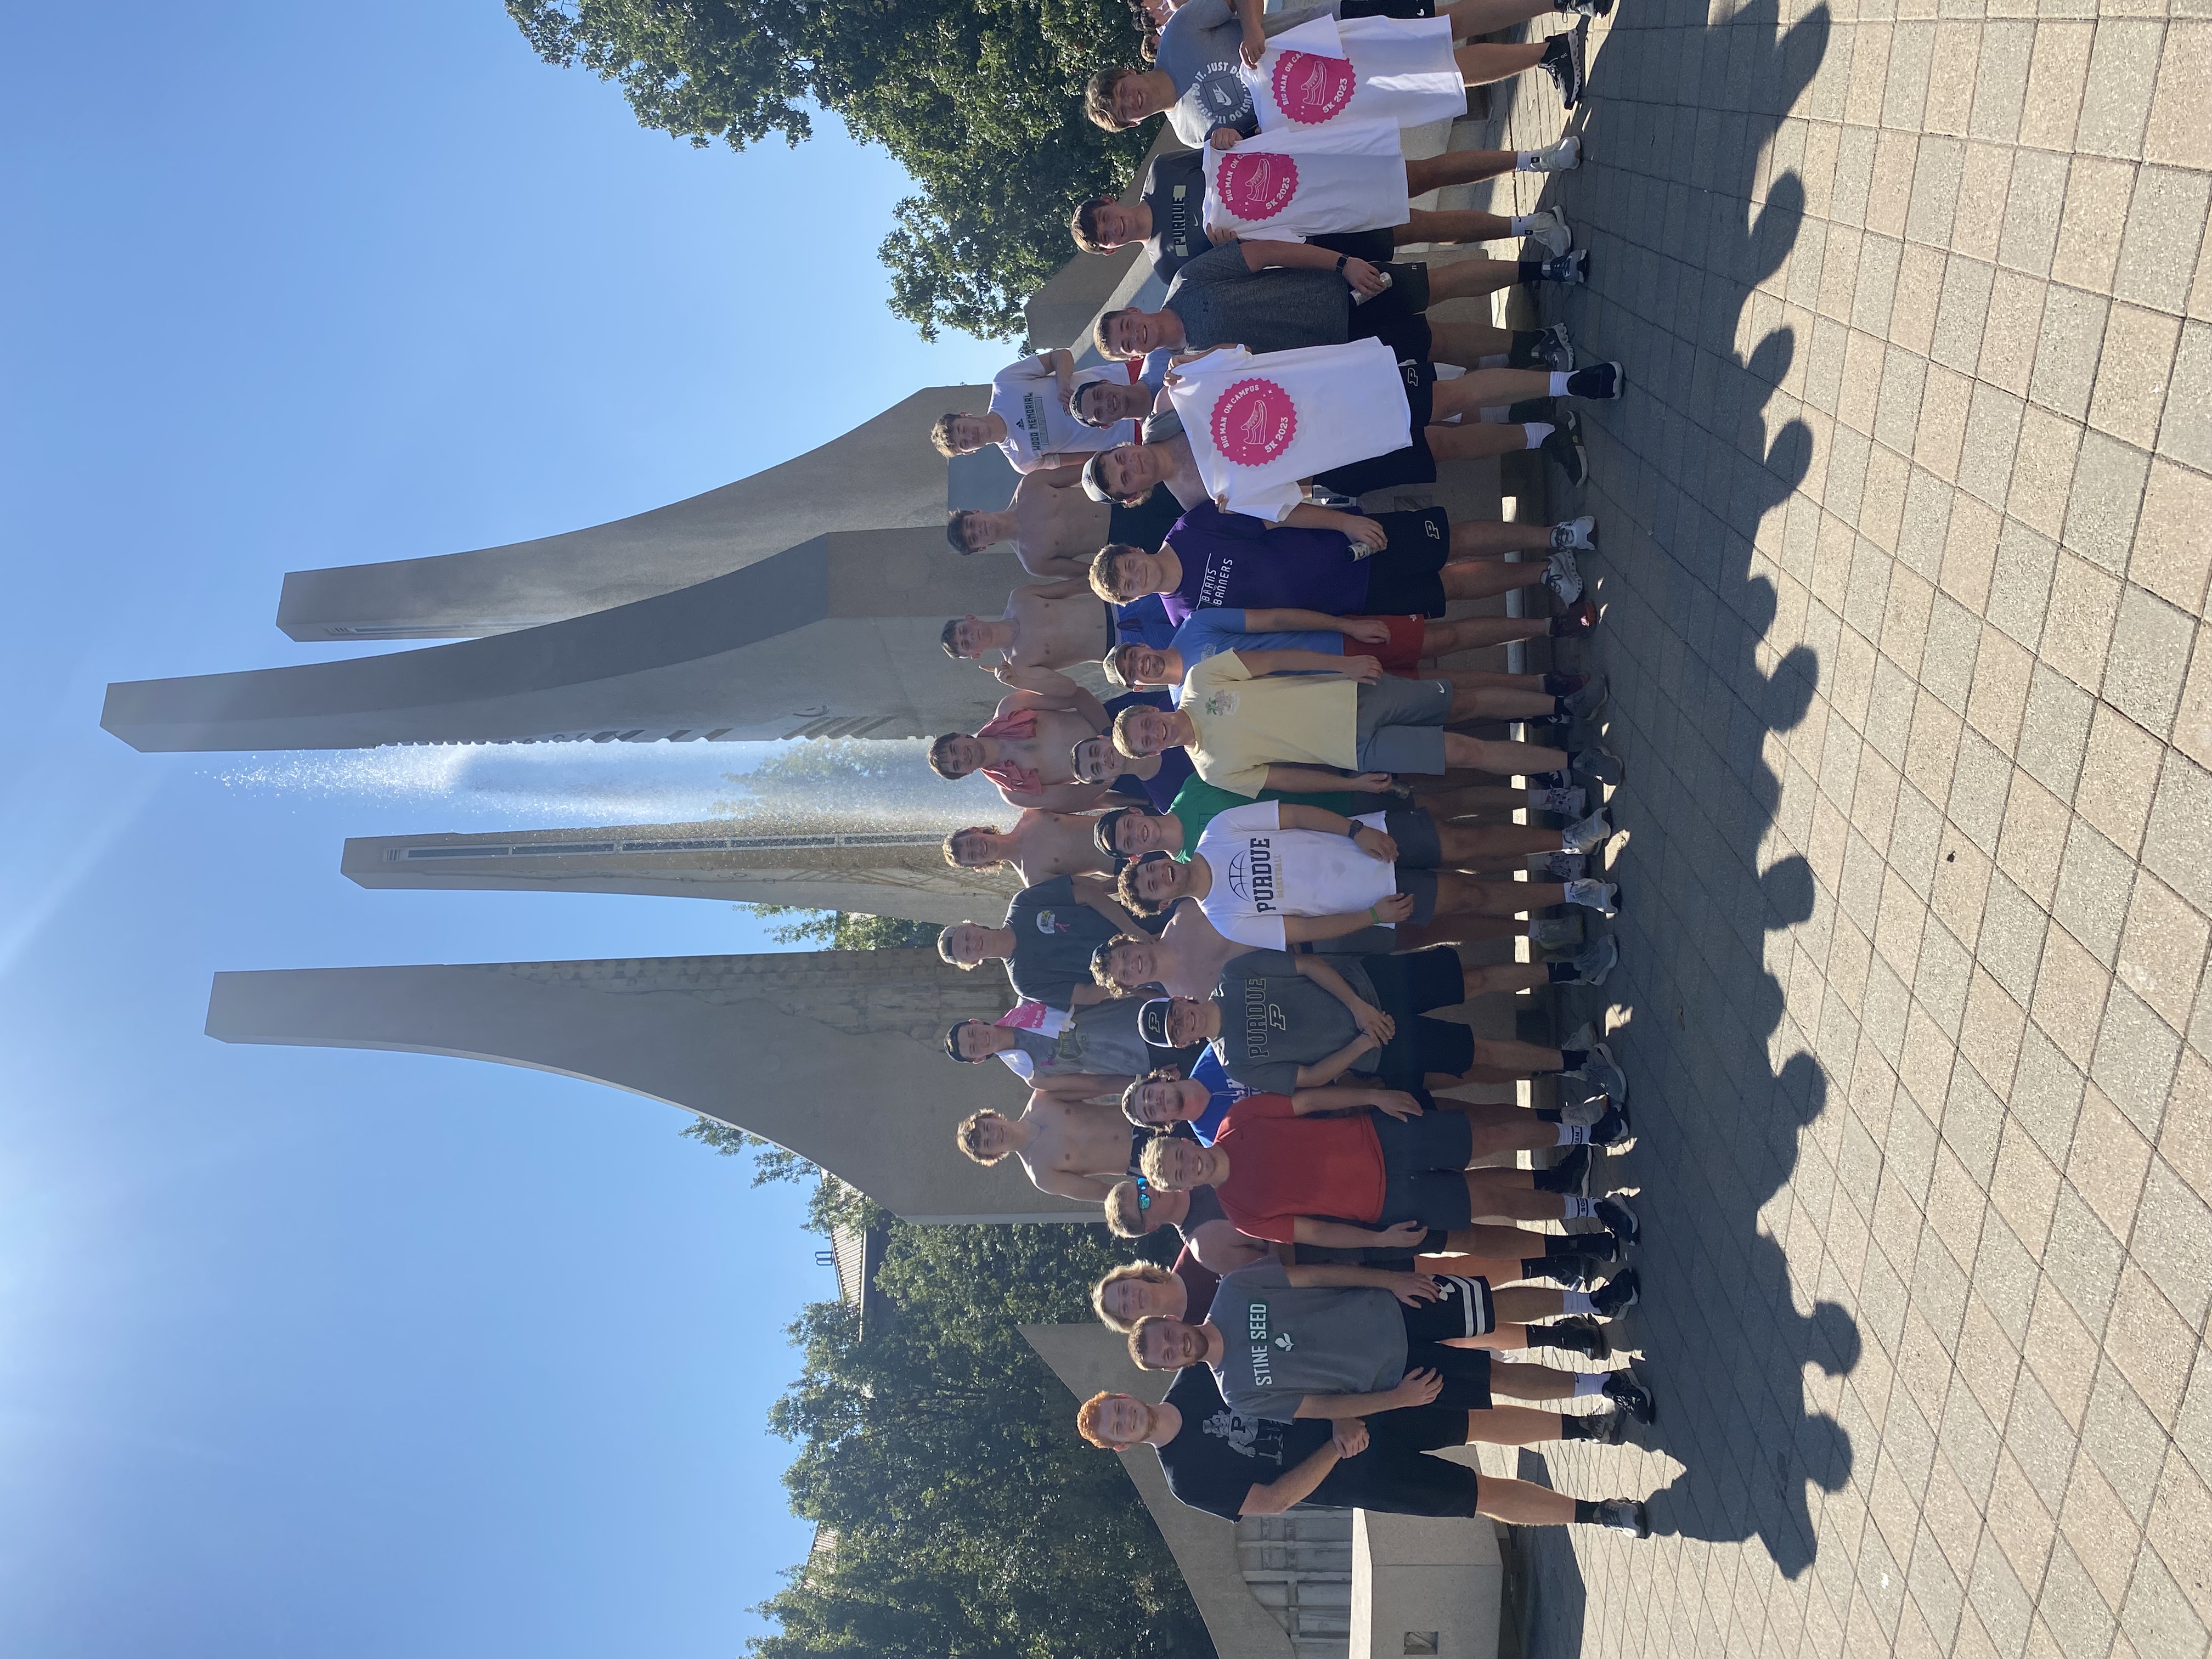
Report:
1157,1364,1334,1521
1143,151,1208,285
1003,876,1125,1011
1175,1183,1227,1238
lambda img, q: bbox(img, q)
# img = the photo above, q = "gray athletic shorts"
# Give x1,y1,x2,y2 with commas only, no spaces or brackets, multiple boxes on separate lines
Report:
1355,677,1453,776
1382,806,1443,922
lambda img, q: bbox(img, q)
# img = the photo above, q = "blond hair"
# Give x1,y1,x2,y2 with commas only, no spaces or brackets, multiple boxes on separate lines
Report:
1104,1180,1147,1238
955,1109,1007,1165
1110,704,1151,759
1137,1135,1180,1187
943,827,1003,870
1091,1262,1175,1334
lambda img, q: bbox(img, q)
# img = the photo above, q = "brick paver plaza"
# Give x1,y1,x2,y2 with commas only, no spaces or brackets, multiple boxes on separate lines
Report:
1452,1,2211,1652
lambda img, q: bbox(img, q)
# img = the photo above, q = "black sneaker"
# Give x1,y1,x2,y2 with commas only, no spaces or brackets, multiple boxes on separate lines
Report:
1542,409,1588,486
1550,596,1598,635
1589,1497,1650,1537
1590,1267,1641,1317
1537,26,1587,108
1588,1102,1632,1147
1536,249,1589,285
1602,1365,1656,1424
1565,360,1624,399
1539,1143,1593,1197
1536,321,1576,370
1545,1254,1606,1289
1593,1193,1639,1243
1544,1313,1611,1360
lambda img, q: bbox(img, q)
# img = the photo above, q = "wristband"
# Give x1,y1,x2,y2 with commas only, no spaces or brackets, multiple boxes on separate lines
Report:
1346,821,1363,841
1335,254,1348,274
1368,905,1380,922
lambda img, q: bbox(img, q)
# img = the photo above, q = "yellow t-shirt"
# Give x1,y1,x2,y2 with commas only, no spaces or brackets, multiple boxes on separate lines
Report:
1178,651,1358,796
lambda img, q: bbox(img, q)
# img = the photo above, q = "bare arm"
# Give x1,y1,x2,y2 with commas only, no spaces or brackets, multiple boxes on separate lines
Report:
1291,1033,1378,1089
1280,911,1391,943
1235,241,1387,294
1229,648,1372,679
1283,504,1389,543
1291,954,1367,1014
1287,1084,1418,1116
1291,1216,1429,1249
1028,1164,1117,1203
1030,1071,1135,1101
1242,607,1376,634
1028,577,1094,601
1190,1218,1273,1272
1070,876,1144,935
1274,804,1356,834
1284,1263,1415,1290
1290,1389,1414,1420
1261,764,1396,794
1238,1441,1343,1516
1002,781,1119,812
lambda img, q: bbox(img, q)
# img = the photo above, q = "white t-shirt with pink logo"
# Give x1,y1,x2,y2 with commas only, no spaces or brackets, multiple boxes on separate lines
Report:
1241,13,1467,135
1203,119,1411,242
1163,340,1411,522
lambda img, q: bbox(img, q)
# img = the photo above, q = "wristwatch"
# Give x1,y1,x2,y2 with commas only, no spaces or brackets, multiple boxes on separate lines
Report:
1345,821,1364,840
1334,254,1348,274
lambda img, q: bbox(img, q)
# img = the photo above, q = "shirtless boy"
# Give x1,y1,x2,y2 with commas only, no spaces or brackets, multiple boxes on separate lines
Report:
930,687,1118,812
944,810,1118,884
956,1093,1166,1204
941,578,1115,676
948,464,1113,581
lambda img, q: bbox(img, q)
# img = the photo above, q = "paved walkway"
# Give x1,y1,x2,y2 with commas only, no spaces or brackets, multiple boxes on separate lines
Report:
1453,1,2212,1653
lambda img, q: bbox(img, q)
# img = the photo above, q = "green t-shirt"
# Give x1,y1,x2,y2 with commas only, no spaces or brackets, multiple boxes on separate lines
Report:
1167,777,1363,862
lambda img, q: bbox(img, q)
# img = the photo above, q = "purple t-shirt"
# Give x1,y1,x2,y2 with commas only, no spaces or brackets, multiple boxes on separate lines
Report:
1161,503,1371,625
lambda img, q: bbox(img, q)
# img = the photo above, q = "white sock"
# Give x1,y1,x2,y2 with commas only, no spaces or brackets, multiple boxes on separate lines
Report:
1554,1122,1587,1147
1476,353,1509,369
1515,150,1542,171
1522,422,1555,450
1548,371,1572,396
1562,1196,1595,1220
1573,1372,1610,1397
1560,1290,1596,1314
1509,214,1536,234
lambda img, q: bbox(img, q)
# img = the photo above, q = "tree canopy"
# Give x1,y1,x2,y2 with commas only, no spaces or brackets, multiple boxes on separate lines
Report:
751,1188,1207,1658
507,0,1152,340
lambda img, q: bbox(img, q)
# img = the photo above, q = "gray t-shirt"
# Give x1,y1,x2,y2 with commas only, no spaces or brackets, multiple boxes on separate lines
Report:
1209,949,1379,1094
1209,1261,1410,1420
1156,0,1258,146
1165,244,1352,357
1007,994,1155,1081
1142,150,1209,284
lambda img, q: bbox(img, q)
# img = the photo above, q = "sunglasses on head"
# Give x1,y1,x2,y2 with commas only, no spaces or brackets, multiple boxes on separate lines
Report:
1132,1174,1153,1212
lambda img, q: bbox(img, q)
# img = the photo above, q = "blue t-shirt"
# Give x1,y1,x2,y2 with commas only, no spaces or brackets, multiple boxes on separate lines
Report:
1186,1048,1256,1144
1170,606,1346,669
1163,501,1371,624
1114,594,1178,650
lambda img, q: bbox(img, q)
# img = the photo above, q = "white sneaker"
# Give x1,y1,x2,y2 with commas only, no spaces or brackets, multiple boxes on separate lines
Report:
1525,207,1573,258
1565,878,1620,918
1528,784,1587,816
1563,808,1615,854
1529,137,1582,172
1550,515,1598,551
1544,547,1583,603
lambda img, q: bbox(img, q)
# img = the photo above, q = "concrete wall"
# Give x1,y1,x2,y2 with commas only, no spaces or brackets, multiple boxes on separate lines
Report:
206,951,1096,1223
104,528,1024,753
276,385,990,640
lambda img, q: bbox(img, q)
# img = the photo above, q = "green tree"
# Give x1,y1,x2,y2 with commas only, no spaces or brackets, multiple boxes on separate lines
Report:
752,1201,1209,1658
506,0,1150,340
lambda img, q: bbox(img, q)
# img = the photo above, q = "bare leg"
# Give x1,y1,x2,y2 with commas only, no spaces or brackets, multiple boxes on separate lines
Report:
1396,914,1522,949
1440,1095,1561,1157
1432,875,1570,917
1427,320,1513,368
1477,1474,1578,1526
1464,1168,1561,1222
1464,1034,1570,1075
1447,681,1560,720
1424,259,1526,304
1437,559,1543,602
1487,1361,1586,1402
1493,1286,1570,1324
1434,369,1554,417
1438,0,1556,37
1416,1252,1527,1280
1447,521,1557,558
1430,423,1538,465
1397,208,1515,246
1429,1223,1550,1259
1437,822,1567,860
1410,782,1529,814
1460,958,1547,995
1465,1404,1570,1446
1443,732,1568,774
1455,41,1548,85
1405,149,1520,195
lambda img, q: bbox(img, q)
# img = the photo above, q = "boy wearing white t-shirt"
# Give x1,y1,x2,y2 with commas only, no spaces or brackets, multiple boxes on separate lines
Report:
1114,798,1625,952
930,351,1133,474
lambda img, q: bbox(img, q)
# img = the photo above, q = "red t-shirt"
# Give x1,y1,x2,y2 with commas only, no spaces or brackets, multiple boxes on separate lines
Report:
1210,1093,1384,1244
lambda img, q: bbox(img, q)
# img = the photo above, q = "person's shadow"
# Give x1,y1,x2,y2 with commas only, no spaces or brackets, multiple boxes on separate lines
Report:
1477,0,1848,1645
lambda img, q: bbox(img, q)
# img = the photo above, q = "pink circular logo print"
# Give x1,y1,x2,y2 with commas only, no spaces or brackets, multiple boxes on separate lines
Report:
1211,378,1298,467
1271,49,1356,124
1215,153,1300,222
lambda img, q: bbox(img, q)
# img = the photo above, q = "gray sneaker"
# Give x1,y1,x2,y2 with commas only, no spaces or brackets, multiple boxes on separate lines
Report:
1529,913,1585,952
1563,806,1615,854
1559,1020,1597,1054
1533,850,1587,881
1568,934,1618,988
1564,879,1620,918
1544,547,1583,604
1589,1498,1651,1537
1550,515,1598,551
1571,747,1625,787
1528,137,1582,173
1564,673,1611,721
1525,206,1574,257
1575,1039,1629,1102
1528,783,1587,816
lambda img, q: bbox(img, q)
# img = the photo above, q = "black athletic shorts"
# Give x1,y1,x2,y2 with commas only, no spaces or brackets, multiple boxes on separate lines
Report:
1380,804,1445,923
1372,1108,1477,1228
1308,1402,1481,1516
1346,262,1434,363
1316,360,1439,503
1312,228,1397,266
1362,945,1476,1087
1336,503,1451,617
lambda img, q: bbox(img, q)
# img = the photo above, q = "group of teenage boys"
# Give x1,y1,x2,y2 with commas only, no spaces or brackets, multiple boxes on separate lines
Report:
912,0,1660,1540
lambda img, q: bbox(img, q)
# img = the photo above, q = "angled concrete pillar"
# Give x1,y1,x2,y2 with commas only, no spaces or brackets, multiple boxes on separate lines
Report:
342,821,1020,924
103,527,1019,753
208,951,1094,1223
1022,1324,1296,1659
276,385,994,641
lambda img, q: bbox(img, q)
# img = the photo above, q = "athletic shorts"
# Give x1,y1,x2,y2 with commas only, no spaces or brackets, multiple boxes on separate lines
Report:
1312,228,1397,266
1336,505,1452,618
1308,1402,1481,1516
1345,262,1434,363
1372,1107,1477,1229
1355,674,1453,775
1398,1295,1494,1410
1403,1273,1497,1340
1317,360,1437,501
1362,945,1477,1087
1355,613,1429,675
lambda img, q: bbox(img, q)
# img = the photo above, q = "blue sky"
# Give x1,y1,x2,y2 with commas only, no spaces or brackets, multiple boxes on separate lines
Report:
0,4,1011,1655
